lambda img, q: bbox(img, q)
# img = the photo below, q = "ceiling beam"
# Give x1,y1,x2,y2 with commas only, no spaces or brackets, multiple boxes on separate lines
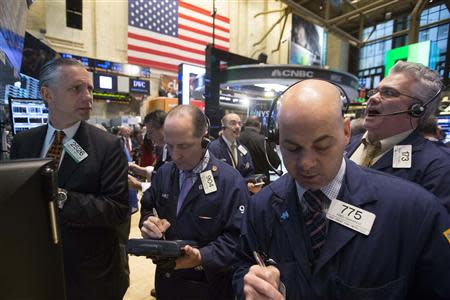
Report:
281,0,361,46
328,0,398,25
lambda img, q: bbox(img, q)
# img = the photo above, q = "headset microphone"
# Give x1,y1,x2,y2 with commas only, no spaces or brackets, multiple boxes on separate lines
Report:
367,87,442,118
367,109,413,117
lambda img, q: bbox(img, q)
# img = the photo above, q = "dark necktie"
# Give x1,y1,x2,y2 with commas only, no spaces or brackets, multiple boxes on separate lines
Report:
303,189,330,259
176,171,195,215
46,130,66,166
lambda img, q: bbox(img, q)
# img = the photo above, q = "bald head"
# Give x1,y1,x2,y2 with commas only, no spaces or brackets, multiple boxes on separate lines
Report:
277,79,350,190
279,79,343,127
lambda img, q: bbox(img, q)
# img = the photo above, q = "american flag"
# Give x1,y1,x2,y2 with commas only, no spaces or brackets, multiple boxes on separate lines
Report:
127,0,230,73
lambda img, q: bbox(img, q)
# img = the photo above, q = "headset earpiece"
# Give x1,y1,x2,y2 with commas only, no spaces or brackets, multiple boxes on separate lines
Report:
201,137,210,148
409,103,426,118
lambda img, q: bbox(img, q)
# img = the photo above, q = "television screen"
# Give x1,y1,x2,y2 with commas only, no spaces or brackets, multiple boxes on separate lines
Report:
0,1,28,88
93,72,117,92
9,97,48,135
437,115,450,144
129,78,150,94
20,32,57,80
178,63,205,109
0,159,66,300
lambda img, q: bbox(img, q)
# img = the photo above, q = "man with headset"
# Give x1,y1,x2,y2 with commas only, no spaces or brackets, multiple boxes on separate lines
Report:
346,61,450,212
232,79,450,299
139,105,249,299
208,113,255,179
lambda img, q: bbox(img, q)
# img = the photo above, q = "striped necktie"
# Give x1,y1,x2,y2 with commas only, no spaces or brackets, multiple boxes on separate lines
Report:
303,190,330,260
46,130,66,166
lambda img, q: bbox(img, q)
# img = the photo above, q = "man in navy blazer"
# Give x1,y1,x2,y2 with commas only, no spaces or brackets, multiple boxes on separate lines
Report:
10,58,129,300
346,61,450,212
233,79,450,300
140,105,249,299
208,113,255,179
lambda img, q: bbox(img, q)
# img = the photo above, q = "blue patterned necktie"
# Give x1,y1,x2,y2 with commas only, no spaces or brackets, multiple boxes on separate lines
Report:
176,171,195,215
303,190,330,259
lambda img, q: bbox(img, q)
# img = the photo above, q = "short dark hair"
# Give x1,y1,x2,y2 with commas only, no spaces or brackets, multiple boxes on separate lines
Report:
418,117,438,135
167,105,207,138
144,109,167,129
39,57,85,88
244,116,261,128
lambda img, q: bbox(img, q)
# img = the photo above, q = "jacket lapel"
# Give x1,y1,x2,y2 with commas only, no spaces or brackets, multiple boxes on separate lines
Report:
176,157,219,216
32,125,48,157
270,176,312,278
315,159,377,272
58,121,90,187
371,130,424,171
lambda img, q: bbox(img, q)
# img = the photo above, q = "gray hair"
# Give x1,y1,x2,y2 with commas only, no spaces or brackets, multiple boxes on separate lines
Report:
167,105,208,138
389,61,442,124
39,57,85,88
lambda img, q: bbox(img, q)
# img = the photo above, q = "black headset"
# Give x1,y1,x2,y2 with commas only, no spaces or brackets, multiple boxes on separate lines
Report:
201,113,211,149
266,79,351,144
368,87,443,118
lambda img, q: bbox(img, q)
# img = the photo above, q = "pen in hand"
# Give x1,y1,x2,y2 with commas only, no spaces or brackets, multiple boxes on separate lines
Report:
253,251,266,267
152,207,166,240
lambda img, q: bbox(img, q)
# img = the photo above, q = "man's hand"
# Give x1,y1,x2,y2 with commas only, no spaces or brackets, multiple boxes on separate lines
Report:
141,216,171,239
128,162,148,177
128,174,142,190
243,265,284,300
175,245,202,270
247,182,263,194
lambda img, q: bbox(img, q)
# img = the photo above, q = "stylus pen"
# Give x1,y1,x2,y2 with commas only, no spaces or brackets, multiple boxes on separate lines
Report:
153,207,166,240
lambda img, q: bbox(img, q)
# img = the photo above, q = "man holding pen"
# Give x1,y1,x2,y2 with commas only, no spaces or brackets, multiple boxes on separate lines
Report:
139,105,249,299
232,80,450,299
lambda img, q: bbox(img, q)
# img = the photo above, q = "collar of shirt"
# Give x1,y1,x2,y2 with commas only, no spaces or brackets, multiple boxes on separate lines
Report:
41,121,81,157
363,129,413,161
221,134,236,149
178,150,211,188
295,157,346,213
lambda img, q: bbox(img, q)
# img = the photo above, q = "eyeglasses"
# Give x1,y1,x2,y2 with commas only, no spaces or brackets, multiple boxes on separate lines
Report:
368,87,423,102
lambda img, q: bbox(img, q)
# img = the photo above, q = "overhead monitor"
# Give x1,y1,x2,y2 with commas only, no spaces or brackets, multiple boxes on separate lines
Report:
8,97,48,135
129,78,150,94
437,114,450,144
93,72,118,93
178,63,205,110
384,40,439,76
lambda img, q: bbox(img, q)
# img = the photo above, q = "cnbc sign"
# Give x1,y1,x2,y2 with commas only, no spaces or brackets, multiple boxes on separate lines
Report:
270,69,314,78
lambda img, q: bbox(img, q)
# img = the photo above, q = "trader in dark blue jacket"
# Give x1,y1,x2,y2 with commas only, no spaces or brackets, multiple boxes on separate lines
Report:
233,79,450,300
140,105,248,300
346,61,450,212
208,113,254,179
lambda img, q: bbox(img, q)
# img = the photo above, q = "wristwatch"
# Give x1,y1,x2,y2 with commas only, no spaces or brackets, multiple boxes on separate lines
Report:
57,188,68,209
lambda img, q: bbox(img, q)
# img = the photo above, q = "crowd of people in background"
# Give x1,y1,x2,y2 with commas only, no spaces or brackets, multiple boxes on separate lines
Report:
6,57,450,300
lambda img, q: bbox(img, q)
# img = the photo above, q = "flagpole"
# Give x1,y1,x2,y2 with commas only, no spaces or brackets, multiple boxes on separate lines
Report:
212,0,217,47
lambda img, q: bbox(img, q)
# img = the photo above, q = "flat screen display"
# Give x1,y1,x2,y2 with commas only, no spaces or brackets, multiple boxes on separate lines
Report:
93,72,117,92
9,97,48,135
437,115,450,144
129,78,150,94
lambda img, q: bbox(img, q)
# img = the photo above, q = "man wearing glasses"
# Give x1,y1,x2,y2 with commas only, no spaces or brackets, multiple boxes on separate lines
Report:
347,61,450,212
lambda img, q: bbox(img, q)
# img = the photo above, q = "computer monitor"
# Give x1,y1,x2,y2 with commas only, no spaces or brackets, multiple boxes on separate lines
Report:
8,97,48,135
0,159,66,299
437,115,450,144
